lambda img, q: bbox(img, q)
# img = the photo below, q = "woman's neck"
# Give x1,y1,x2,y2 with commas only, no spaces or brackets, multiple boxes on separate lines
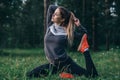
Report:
54,23,67,32
54,23,61,26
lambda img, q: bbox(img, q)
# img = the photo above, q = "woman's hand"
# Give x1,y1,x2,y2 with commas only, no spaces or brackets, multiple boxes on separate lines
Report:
71,12,81,27
74,18,80,27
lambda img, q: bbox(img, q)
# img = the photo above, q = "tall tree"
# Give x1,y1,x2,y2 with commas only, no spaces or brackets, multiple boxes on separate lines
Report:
44,0,50,35
0,0,23,48
96,0,119,50
91,0,99,51
21,0,44,48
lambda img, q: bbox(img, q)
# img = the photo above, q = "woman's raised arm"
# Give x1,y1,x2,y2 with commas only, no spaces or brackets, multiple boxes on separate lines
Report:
46,5,58,28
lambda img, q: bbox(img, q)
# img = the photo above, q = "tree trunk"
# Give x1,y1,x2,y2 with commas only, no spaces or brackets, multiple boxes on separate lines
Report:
92,16,95,51
92,0,98,51
82,0,85,24
106,31,110,50
44,0,50,35
105,0,110,50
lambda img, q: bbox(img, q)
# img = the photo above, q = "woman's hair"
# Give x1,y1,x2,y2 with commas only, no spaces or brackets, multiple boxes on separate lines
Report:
58,7,75,46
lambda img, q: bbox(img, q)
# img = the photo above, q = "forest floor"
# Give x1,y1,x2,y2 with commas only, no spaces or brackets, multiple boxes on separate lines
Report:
0,48,120,80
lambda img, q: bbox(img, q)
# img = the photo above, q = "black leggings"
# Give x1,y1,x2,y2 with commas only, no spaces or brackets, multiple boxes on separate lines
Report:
26,51,98,78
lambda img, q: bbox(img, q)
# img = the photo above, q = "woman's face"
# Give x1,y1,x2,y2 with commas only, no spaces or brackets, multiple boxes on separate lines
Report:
51,8,64,25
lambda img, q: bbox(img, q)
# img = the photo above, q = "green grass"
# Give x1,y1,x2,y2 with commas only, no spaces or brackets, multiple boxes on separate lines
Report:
0,48,120,80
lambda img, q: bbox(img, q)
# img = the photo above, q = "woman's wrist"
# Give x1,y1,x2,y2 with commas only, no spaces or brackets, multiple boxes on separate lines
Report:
74,18,81,27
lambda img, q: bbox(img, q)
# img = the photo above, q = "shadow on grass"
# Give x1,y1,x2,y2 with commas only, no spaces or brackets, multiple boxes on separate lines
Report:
0,49,44,57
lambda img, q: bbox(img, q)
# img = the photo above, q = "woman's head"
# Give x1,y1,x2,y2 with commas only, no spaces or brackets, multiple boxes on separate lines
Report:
52,6,75,46
51,6,71,26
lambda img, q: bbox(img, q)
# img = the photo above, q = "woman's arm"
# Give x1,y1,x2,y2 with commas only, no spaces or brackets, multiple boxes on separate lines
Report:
71,13,87,34
46,5,58,28
72,14,87,38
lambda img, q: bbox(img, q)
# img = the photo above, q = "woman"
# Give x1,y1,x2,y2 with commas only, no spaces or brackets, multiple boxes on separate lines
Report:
26,5,98,78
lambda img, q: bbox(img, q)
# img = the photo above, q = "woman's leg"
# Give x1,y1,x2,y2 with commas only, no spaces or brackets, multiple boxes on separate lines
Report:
64,57,88,76
26,63,50,78
83,50,98,77
66,52,98,78
76,33,98,77
26,63,59,78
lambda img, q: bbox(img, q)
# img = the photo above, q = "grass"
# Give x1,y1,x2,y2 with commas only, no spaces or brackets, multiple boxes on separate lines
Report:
0,48,120,80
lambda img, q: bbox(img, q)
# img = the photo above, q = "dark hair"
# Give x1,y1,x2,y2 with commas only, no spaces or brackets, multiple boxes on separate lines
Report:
58,7,75,46
58,6,71,27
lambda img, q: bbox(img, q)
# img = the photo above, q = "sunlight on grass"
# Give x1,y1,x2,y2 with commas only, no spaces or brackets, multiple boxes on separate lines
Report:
0,48,120,80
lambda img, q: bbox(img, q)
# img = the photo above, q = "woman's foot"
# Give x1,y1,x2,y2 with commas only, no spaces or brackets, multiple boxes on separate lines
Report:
59,72,74,78
77,33,89,53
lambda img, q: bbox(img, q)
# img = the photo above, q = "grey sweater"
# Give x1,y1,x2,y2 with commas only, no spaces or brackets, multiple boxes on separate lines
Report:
44,5,87,64
44,5,68,64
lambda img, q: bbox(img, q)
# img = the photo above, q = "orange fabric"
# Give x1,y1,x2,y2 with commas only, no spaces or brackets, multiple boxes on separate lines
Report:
59,72,74,78
77,34,89,53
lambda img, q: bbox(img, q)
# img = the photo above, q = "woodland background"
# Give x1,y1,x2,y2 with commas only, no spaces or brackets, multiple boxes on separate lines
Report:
0,0,120,80
0,0,120,51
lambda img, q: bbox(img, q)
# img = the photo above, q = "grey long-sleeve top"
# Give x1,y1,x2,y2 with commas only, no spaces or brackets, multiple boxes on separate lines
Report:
44,5,87,64
44,5,68,64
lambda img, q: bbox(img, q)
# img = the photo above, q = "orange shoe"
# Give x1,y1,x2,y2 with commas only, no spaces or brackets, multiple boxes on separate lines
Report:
59,72,74,79
77,33,89,53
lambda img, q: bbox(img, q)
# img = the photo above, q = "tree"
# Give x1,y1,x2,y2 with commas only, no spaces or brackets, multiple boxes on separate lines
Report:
21,0,44,48
0,0,23,48
44,0,50,34
97,0,119,50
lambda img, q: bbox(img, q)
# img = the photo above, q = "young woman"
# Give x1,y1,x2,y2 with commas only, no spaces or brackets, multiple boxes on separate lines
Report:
26,5,98,78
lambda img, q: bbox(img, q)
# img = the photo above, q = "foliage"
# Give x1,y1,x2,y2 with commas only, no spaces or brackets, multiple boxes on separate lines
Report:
0,0,23,48
20,0,44,48
0,0,120,50
0,0,44,48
